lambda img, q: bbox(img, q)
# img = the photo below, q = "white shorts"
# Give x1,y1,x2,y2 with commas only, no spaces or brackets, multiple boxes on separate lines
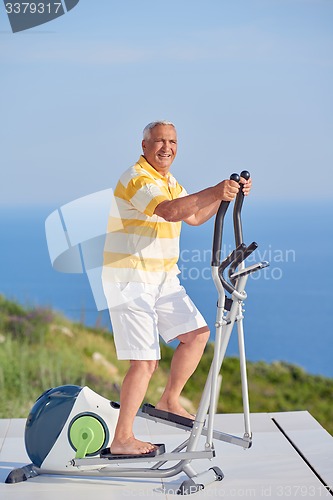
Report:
103,277,207,360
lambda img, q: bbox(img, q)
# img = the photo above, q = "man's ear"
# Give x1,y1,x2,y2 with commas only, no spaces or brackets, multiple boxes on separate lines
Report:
142,140,146,151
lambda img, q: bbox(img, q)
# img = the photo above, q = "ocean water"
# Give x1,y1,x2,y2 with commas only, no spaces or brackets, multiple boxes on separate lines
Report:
1,201,332,378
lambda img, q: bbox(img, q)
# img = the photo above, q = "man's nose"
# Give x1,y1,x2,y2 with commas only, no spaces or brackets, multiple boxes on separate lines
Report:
161,140,171,150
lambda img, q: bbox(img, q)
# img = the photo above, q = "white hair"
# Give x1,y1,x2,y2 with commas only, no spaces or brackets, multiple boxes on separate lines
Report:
143,121,176,140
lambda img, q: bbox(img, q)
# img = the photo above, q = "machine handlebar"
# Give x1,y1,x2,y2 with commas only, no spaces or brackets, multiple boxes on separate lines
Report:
211,170,258,294
211,171,250,267
233,170,250,247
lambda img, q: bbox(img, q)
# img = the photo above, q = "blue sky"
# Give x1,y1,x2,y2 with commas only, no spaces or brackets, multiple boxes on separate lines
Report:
1,0,332,206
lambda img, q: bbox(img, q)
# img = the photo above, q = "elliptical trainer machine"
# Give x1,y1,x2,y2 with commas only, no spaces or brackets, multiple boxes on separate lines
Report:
6,171,269,494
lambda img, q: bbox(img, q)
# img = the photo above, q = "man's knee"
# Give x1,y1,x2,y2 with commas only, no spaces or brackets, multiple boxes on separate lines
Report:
177,326,210,345
130,359,159,376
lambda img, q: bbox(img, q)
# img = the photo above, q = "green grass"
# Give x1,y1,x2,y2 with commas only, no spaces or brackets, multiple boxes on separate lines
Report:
0,295,332,435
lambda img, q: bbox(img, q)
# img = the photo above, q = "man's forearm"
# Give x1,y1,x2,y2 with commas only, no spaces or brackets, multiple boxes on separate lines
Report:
185,198,221,226
154,179,239,223
154,186,220,223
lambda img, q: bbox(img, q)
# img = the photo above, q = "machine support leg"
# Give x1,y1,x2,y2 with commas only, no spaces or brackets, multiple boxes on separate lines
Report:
237,304,252,438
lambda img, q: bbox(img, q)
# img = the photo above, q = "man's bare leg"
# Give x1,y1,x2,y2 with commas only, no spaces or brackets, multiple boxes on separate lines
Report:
155,326,210,418
111,359,158,455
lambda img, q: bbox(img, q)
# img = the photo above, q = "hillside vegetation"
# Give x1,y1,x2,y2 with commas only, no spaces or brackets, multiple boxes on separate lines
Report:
0,295,332,435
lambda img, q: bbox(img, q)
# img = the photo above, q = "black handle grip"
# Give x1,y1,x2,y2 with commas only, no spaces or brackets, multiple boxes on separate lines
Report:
240,170,250,181
230,173,240,182
233,170,250,247
211,200,229,266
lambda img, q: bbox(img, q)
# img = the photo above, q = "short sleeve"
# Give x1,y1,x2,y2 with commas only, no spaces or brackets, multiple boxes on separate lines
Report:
127,176,169,217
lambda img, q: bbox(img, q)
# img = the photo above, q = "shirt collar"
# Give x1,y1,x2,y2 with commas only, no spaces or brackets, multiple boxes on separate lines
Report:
137,155,171,182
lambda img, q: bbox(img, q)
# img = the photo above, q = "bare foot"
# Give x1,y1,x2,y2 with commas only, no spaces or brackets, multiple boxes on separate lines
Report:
155,402,195,420
110,437,157,455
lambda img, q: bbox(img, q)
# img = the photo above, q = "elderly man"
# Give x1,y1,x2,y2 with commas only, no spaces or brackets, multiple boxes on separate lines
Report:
102,120,251,456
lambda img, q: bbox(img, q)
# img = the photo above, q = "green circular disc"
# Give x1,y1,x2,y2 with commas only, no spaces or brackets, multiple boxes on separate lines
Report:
69,415,106,455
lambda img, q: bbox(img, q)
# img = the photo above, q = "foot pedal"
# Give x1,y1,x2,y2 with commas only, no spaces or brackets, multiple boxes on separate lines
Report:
142,403,194,428
100,443,165,460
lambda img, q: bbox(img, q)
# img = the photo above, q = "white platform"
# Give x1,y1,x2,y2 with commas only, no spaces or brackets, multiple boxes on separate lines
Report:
1,411,332,499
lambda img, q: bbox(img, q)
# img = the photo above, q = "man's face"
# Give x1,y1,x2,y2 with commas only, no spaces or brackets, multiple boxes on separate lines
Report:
142,124,177,175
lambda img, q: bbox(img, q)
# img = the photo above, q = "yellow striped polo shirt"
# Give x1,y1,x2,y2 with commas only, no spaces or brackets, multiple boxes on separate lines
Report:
103,156,187,283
